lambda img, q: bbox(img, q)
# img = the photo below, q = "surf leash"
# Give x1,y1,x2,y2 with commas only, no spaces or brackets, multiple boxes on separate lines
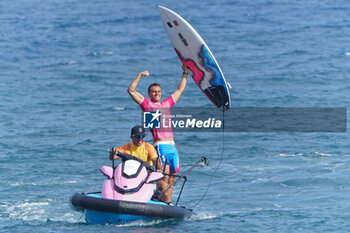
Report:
191,109,226,208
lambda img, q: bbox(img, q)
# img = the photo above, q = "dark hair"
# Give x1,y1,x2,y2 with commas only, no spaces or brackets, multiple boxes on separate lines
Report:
148,83,161,93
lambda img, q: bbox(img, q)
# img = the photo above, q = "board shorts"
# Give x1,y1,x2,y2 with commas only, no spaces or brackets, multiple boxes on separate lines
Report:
154,141,179,173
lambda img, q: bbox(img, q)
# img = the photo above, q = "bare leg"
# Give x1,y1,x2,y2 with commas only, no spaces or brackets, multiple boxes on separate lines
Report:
157,165,171,203
157,180,169,203
167,173,177,203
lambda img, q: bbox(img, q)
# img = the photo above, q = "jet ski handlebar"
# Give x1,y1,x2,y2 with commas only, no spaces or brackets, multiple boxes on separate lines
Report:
114,151,154,171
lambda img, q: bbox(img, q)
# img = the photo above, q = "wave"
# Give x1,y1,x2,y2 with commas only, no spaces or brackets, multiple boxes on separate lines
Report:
111,219,170,227
9,182,37,187
251,178,270,184
113,106,125,111
90,51,114,57
278,152,338,157
1,200,49,221
190,212,219,220
61,60,77,65
278,153,303,157
63,180,77,184
314,152,333,157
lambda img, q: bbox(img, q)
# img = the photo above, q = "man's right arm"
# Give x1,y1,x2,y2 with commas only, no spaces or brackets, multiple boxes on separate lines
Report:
127,71,149,104
109,147,119,160
109,144,130,160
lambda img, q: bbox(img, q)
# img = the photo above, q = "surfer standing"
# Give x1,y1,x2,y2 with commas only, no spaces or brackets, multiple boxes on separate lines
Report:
127,65,188,204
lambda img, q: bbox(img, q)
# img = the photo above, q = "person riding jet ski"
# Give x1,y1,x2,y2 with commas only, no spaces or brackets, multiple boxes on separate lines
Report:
109,125,170,203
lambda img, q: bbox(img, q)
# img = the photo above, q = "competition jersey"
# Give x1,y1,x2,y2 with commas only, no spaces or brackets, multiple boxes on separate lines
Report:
140,96,176,141
118,142,158,166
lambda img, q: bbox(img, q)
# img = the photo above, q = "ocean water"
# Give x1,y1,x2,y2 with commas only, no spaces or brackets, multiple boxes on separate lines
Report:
1,0,350,232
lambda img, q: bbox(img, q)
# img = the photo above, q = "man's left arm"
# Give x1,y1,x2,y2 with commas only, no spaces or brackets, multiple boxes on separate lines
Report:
172,65,189,102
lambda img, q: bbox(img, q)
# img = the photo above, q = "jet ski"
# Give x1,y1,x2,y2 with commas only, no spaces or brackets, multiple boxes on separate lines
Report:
69,152,207,224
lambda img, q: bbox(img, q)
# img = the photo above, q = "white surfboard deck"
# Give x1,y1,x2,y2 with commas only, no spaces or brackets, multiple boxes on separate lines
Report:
158,6,231,110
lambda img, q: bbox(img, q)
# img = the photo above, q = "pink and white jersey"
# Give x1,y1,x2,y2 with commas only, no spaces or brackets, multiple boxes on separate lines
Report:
140,95,176,141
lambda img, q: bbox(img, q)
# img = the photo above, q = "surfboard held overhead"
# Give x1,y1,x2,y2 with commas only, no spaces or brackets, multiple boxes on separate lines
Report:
158,6,231,110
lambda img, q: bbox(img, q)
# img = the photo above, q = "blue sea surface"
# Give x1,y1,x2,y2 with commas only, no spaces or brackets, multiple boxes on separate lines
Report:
1,0,350,232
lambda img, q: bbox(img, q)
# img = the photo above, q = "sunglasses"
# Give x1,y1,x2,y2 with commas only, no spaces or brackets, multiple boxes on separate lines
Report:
133,135,145,139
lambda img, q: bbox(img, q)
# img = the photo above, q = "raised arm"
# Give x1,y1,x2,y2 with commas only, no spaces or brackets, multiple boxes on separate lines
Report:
127,71,149,104
172,65,189,102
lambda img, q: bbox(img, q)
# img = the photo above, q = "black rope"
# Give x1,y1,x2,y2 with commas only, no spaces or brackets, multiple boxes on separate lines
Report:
191,109,225,208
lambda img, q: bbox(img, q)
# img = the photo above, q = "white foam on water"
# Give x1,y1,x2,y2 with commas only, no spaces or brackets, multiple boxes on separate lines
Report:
92,51,114,56
62,60,77,65
63,212,85,223
278,153,303,157
345,52,350,56
279,153,296,157
113,106,125,111
9,182,21,187
252,178,269,183
2,199,84,223
63,180,77,184
112,219,165,227
10,182,37,187
2,200,49,221
315,152,333,157
191,212,218,220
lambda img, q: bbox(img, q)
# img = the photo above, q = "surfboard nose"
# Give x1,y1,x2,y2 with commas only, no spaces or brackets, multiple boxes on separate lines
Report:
158,5,176,15
158,6,167,18
158,5,166,14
